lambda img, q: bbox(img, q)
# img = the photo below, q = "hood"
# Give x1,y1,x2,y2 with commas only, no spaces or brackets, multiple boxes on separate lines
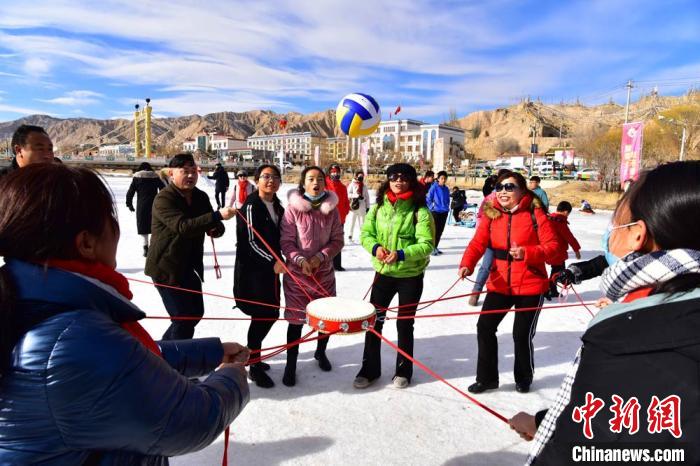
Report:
134,170,160,179
287,189,339,215
483,192,540,220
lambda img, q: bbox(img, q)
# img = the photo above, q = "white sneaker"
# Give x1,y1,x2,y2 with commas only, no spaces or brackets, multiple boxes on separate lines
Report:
393,376,409,389
353,376,374,389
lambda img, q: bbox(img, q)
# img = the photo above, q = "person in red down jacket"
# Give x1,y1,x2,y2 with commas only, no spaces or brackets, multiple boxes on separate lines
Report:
326,163,350,271
458,171,561,394
546,201,582,299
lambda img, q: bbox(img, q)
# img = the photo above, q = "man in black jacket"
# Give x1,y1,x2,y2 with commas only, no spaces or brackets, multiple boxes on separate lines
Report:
146,153,236,340
208,163,230,208
0,125,55,178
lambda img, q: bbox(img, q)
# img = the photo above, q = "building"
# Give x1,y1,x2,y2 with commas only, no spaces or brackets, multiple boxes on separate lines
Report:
345,119,465,167
182,133,247,157
98,144,135,158
326,137,347,162
247,131,327,165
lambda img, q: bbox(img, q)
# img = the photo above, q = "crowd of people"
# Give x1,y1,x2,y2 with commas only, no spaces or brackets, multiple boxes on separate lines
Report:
1,123,698,463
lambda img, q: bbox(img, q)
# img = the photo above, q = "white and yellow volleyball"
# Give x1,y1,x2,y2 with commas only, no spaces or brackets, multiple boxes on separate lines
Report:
336,93,381,138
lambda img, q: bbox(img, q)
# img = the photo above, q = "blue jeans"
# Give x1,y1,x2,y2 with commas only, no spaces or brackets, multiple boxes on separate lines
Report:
473,248,494,292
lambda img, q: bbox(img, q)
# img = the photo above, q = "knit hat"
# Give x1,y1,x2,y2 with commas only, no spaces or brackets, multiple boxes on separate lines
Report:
236,170,246,177
386,163,417,180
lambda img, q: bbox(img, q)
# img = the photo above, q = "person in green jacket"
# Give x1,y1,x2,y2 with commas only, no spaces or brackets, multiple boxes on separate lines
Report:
353,163,434,390
145,153,237,340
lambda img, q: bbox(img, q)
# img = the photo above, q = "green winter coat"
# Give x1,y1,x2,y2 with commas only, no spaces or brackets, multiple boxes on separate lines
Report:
361,196,435,278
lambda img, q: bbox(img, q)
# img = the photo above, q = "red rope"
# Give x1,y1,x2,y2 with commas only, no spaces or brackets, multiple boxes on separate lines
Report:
222,427,230,466
210,236,222,279
385,300,598,320
367,327,508,424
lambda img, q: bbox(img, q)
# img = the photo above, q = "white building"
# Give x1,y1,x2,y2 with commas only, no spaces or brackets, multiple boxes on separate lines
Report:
98,144,135,157
247,131,326,164
182,133,247,155
346,119,465,164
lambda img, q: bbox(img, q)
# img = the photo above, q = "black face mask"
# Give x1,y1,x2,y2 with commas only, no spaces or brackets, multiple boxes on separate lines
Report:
357,176,364,182
330,174,340,181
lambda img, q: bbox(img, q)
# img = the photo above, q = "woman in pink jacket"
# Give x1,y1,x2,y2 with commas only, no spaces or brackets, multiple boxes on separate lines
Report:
280,166,344,386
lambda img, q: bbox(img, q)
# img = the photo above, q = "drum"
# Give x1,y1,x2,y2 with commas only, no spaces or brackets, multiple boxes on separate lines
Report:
306,297,376,335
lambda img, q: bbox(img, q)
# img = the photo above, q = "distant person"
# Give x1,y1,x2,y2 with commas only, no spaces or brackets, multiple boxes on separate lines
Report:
450,186,466,223
325,163,350,271
419,170,435,187
426,170,450,254
208,163,230,208
230,170,255,209
527,176,549,211
146,153,236,340
347,170,370,242
579,199,595,214
0,163,250,464
0,124,54,178
546,201,582,299
126,162,166,257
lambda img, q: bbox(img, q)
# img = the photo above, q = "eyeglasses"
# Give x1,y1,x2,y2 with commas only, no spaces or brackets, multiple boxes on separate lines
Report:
494,182,517,192
259,174,281,182
388,173,410,182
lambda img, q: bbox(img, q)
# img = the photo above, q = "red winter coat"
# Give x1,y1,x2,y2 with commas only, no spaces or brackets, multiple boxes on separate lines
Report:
460,193,562,296
548,212,581,265
325,177,350,224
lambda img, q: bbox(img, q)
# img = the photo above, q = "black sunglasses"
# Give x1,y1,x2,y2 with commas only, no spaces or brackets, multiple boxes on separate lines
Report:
494,182,518,192
388,173,410,182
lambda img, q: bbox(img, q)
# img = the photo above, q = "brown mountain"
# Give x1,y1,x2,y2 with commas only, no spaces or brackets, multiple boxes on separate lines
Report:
0,110,340,154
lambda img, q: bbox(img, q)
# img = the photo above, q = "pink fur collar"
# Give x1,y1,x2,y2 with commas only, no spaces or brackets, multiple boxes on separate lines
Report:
287,189,339,215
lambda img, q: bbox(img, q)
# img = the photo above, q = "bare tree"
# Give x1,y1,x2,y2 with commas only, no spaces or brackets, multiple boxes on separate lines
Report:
495,137,521,155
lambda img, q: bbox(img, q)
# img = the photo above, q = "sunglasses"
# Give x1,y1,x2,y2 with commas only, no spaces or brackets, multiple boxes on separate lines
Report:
494,182,518,192
259,173,281,182
388,173,410,182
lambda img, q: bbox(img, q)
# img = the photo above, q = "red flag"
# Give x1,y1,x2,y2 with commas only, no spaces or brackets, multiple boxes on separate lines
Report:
394,105,401,115
279,119,287,130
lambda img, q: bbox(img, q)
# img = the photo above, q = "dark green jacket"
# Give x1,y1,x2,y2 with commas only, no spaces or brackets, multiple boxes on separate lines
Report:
145,184,224,285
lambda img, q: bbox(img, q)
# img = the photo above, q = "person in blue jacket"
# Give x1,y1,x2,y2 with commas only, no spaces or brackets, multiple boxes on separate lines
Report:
0,163,250,465
426,170,450,254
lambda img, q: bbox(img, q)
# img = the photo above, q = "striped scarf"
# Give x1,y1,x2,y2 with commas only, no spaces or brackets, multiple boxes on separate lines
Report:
600,248,700,301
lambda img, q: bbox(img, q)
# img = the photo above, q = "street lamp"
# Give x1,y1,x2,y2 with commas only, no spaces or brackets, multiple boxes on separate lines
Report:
658,115,687,161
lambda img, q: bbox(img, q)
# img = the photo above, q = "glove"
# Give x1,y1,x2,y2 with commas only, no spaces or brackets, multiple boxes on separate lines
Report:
127,205,135,212
366,207,370,213
555,269,576,286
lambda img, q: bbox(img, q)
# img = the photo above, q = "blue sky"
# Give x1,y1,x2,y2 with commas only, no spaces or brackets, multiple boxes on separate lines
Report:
0,0,698,122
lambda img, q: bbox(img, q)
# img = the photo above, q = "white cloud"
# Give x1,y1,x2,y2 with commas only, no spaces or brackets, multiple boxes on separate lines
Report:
39,90,103,106
0,103,53,115
24,57,51,75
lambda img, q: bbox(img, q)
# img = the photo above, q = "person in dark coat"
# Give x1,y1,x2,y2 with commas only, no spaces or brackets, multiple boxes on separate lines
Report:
450,186,466,223
126,162,166,256
0,124,54,178
0,163,250,465
145,153,237,340
234,164,286,388
509,161,700,465
208,163,230,208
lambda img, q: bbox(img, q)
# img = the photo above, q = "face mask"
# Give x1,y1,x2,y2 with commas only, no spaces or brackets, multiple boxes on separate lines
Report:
304,191,326,202
357,176,364,182
330,173,340,181
602,224,639,265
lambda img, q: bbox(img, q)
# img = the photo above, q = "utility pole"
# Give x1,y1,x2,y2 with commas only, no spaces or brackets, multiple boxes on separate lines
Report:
529,123,538,173
624,80,633,123
680,126,687,161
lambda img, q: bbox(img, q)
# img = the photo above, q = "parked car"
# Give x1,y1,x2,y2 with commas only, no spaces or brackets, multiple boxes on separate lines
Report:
511,166,530,177
576,168,600,181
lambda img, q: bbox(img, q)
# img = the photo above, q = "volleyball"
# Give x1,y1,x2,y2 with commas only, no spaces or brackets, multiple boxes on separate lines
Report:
336,93,381,137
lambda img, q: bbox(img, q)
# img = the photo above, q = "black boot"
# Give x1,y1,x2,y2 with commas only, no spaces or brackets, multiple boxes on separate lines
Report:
333,253,345,272
314,334,332,372
143,245,148,257
249,363,274,388
283,348,298,387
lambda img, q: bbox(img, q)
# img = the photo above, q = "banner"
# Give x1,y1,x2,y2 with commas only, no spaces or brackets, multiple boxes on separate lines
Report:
360,140,370,177
314,145,320,166
620,122,644,187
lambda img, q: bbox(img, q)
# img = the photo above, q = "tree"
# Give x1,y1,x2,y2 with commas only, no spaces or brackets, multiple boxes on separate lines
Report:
495,137,521,155
573,125,621,191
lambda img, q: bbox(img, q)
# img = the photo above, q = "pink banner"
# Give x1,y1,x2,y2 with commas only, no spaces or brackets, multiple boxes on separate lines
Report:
314,145,320,166
620,122,643,187
360,141,369,177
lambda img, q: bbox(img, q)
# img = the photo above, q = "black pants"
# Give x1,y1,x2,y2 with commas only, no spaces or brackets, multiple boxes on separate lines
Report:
357,273,424,381
432,211,448,248
333,251,343,270
476,292,544,385
287,323,329,357
157,270,204,340
452,207,462,223
549,264,565,296
241,304,280,355
214,189,226,209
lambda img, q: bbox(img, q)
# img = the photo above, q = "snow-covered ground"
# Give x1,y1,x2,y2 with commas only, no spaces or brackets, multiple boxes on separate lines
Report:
107,174,612,466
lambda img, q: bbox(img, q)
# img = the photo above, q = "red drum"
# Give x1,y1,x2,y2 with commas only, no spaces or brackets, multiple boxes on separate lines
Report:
306,297,376,335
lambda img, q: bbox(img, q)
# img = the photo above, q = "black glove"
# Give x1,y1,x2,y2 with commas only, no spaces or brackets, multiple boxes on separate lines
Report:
555,268,576,286
366,207,370,213
127,205,135,212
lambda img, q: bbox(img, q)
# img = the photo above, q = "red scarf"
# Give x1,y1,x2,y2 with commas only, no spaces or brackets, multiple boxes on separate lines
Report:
238,180,249,205
356,180,364,197
43,259,162,357
622,287,653,303
386,190,413,205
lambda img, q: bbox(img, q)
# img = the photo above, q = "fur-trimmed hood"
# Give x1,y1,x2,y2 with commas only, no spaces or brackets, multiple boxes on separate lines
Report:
482,192,541,220
133,170,160,179
287,189,339,215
